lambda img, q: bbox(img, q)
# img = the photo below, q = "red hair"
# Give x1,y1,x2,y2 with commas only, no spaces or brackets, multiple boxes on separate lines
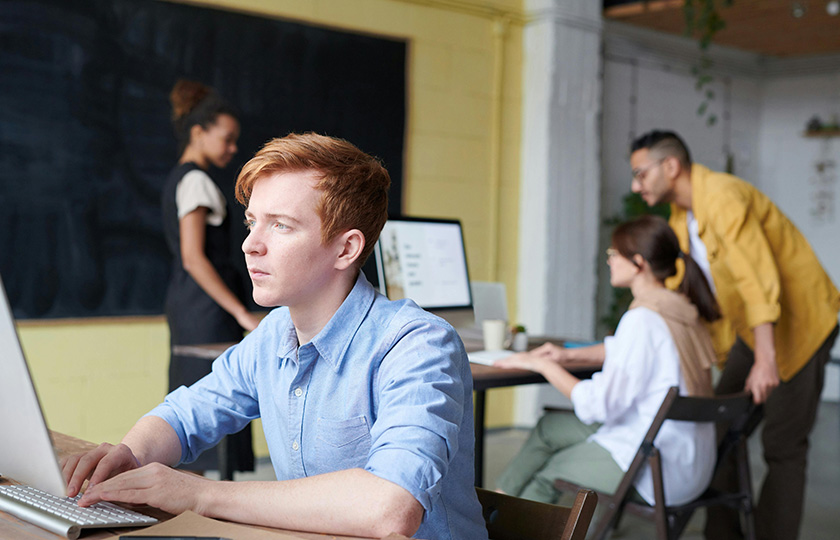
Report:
235,133,390,266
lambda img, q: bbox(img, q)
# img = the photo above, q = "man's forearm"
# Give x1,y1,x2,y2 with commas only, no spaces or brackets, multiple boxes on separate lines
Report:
746,322,780,403
121,416,183,467
200,468,423,538
753,322,777,367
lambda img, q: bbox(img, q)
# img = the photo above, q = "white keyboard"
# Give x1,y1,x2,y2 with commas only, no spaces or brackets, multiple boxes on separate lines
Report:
0,484,158,539
468,349,515,366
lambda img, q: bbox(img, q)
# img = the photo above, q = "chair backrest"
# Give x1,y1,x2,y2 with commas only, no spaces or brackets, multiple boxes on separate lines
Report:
476,487,598,540
555,387,756,540
608,386,754,509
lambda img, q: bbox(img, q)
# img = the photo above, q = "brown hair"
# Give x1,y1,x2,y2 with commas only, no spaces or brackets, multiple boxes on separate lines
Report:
169,79,238,156
612,215,721,322
235,132,390,266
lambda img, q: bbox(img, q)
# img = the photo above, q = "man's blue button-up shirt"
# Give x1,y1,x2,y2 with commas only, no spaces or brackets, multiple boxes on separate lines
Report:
149,273,487,539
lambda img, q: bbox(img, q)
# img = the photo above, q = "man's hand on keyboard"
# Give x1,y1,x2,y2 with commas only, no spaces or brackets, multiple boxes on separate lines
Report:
77,462,211,516
61,442,141,498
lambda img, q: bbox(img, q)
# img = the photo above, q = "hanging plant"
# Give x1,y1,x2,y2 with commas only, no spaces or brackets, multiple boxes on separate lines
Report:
683,0,733,126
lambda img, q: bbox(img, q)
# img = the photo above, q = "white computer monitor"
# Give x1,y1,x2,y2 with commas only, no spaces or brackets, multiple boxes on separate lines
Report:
372,216,474,329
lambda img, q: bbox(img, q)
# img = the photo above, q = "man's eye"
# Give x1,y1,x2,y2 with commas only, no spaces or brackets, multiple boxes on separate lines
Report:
244,219,255,230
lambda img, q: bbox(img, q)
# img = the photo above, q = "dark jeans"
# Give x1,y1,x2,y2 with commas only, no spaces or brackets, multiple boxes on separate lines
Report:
705,325,838,540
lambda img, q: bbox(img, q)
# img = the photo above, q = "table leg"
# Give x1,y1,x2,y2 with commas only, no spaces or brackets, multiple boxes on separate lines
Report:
474,389,486,487
218,435,232,481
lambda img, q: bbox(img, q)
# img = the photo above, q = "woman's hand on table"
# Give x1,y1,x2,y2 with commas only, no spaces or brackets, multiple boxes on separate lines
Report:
494,351,555,373
527,342,570,362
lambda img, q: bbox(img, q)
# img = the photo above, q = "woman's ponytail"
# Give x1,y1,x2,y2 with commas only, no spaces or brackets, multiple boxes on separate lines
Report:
678,251,721,322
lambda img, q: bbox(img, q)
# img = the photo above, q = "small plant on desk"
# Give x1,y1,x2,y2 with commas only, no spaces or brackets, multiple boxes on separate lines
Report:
511,324,528,352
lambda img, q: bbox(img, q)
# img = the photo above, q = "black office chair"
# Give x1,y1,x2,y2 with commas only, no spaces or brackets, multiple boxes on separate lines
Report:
554,386,758,540
477,487,598,540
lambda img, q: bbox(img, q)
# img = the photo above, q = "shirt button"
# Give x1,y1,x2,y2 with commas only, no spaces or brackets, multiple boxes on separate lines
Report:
292,441,299,451
294,387,303,397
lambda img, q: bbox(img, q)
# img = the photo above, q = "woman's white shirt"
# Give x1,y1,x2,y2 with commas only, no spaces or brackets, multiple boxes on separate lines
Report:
570,307,716,505
175,169,227,226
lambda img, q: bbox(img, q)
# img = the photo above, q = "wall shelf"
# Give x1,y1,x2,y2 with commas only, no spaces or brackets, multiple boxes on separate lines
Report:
804,130,840,138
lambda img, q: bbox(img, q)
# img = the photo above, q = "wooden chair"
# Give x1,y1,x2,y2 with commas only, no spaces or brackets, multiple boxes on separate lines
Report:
476,487,597,540
554,386,758,540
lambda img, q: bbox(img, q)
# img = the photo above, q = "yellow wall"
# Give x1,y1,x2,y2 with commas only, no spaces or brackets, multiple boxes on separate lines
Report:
18,0,524,459
19,318,171,444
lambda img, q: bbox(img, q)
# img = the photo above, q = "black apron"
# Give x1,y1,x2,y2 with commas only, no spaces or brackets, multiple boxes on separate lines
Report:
161,162,254,472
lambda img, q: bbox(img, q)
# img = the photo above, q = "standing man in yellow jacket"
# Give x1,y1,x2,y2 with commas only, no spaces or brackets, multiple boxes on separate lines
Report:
629,130,840,540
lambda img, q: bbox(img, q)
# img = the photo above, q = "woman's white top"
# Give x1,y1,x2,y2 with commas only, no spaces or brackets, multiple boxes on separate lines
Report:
175,169,227,226
570,307,716,505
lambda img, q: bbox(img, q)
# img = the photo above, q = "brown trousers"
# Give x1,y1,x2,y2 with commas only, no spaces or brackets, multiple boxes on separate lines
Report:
705,325,838,540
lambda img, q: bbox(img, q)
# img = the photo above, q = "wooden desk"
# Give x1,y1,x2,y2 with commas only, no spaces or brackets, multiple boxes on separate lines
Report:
0,432,408,540
173,336,596,488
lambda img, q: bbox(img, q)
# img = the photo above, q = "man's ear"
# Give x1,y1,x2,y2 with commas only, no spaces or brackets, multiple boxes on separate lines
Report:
334,229,365,270
661,155,682,179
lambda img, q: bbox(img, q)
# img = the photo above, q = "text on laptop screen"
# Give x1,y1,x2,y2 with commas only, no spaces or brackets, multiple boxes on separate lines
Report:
374,218,472,310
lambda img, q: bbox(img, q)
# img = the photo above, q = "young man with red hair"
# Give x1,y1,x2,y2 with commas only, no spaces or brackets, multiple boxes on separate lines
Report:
63,133,487,540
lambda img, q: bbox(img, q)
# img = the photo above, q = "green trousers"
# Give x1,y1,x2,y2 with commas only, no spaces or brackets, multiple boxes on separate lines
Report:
496,411,624,504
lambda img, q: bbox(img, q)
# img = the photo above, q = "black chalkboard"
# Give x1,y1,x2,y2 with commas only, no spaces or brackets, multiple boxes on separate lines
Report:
0,0,406,319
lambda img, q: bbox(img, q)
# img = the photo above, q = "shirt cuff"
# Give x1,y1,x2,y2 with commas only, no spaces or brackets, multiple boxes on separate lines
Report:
570,379,595,423
365,447,441,513
745,303,781,329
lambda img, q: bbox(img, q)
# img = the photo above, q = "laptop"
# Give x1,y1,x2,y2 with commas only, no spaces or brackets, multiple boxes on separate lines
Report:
463,281,516,365
0,275,157,538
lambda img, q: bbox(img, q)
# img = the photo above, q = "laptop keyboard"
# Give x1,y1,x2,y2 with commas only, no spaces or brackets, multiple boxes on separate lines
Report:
0,484,157,537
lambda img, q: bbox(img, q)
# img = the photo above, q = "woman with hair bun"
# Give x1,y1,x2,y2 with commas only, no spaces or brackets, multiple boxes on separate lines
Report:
494,215,720,507
161,79,259,474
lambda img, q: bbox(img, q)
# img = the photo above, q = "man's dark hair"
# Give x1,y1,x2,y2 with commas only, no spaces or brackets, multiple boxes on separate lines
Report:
631,130,692,168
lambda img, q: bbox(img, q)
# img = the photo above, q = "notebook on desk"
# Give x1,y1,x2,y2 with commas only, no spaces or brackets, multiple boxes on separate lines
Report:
467,349,515,366
0,275,158,538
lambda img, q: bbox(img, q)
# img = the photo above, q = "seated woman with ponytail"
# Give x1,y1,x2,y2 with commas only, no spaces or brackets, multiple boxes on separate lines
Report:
494,215,721,506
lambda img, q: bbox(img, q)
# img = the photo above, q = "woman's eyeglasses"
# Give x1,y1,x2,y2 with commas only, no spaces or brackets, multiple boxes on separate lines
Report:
606,247,641,268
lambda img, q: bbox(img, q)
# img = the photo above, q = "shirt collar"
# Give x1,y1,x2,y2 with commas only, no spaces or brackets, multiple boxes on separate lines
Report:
277,272,376,372
276,318,301,363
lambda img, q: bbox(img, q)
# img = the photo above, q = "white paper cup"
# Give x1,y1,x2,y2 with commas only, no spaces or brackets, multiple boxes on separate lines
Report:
483,319,507,351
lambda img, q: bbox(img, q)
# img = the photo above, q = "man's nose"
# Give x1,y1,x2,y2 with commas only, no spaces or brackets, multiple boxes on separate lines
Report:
242,230,262,254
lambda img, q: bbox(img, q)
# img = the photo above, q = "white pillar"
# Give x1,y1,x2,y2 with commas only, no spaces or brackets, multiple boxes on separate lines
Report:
515,0,603,425
517,0,602,340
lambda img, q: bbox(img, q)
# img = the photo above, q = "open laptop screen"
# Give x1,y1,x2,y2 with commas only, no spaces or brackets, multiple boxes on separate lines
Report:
0,275,67,496
373,217,474,328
